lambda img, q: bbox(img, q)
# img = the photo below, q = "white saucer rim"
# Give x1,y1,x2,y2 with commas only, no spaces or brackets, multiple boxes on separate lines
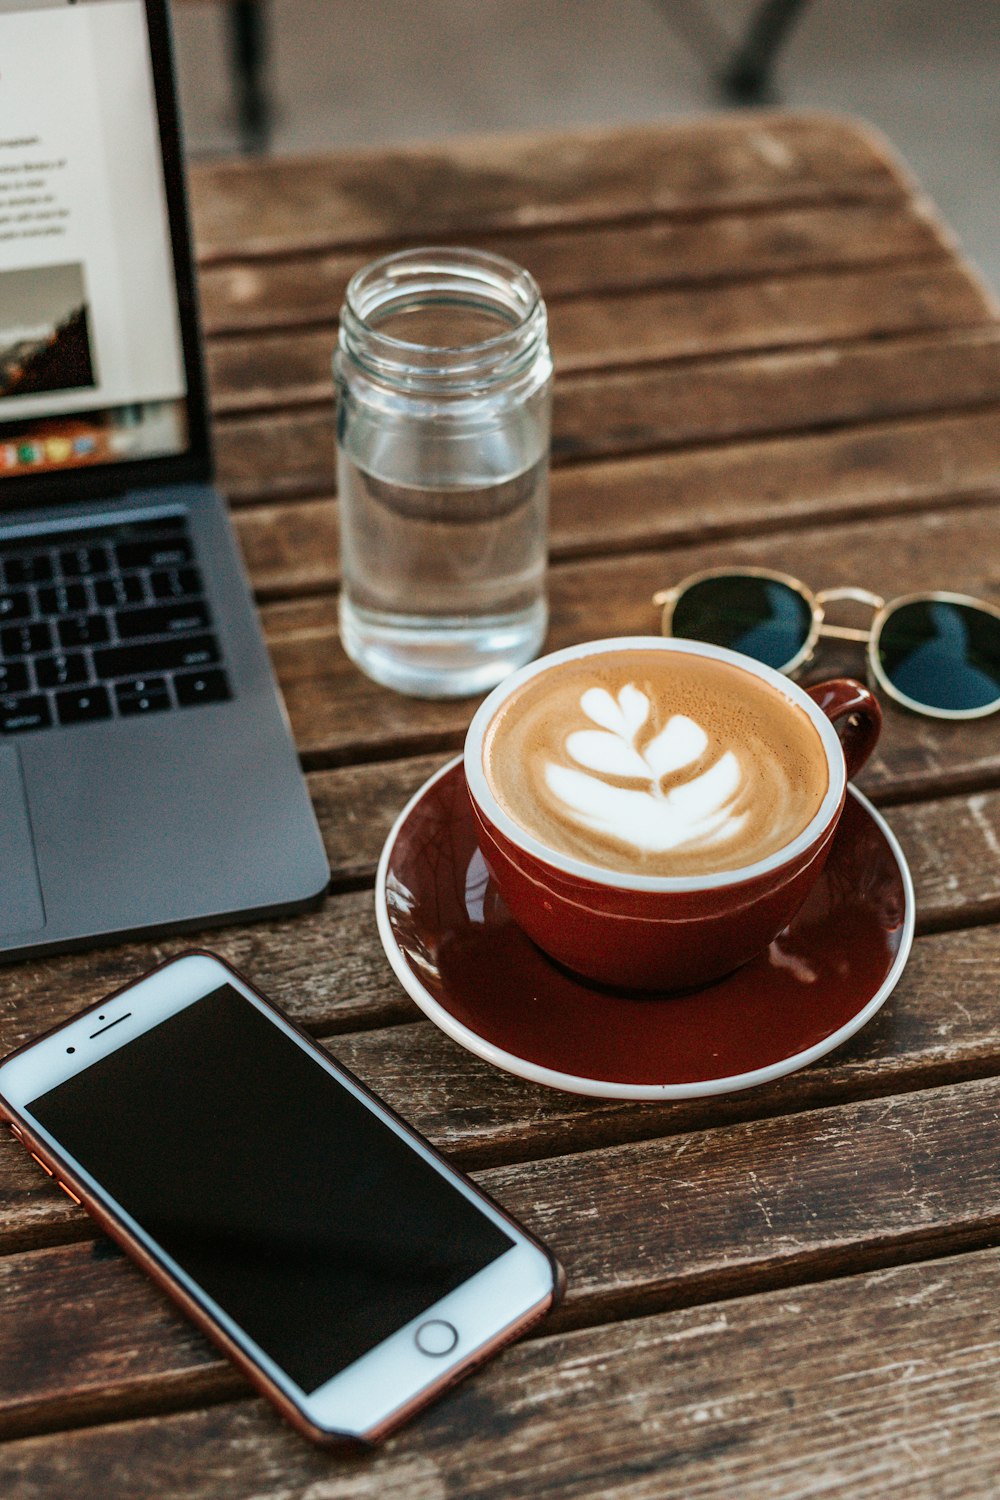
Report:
374,755,917,1100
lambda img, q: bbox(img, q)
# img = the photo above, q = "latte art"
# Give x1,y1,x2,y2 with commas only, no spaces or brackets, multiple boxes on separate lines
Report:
548,686,749,855
483,650,829,877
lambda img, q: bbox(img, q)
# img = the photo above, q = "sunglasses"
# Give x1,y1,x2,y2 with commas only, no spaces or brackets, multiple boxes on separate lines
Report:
653,568,1000,720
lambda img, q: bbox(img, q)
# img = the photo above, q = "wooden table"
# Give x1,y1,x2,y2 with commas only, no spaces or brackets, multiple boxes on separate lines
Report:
3,115,1000,1497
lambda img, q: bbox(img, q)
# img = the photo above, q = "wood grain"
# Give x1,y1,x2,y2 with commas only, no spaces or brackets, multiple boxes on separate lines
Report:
199,199,949,336
230,403,1000,596
0,886,414,1058
1,837,996,1073
189,115,909,260
3,1114,1000,1467
5,1246,998,1500
250,506,1000,783
4,739,994,1110
218,333,1000,507
0,1245,982,1495
317,768,1000,910
546,334,1000,469
2,739,995,1139
205,263,991,415
288,923,1000,1162
3,911,999,1253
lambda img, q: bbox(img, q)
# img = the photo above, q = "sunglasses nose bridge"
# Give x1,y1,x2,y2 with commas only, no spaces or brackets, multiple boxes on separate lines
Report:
813,587,885,645
814,587,885,611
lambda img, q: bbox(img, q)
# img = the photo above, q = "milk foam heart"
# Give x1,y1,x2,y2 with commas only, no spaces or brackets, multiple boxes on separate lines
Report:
482,649,829,878
549,687,748,854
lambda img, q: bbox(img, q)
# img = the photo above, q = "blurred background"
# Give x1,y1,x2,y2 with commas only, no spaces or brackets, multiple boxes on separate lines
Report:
172,0,1000,293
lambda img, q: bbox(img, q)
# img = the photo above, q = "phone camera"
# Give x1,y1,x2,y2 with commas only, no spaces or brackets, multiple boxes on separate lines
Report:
66,1046,75,1054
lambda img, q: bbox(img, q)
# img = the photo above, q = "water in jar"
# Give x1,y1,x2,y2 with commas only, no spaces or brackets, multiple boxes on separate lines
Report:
335,252,551,699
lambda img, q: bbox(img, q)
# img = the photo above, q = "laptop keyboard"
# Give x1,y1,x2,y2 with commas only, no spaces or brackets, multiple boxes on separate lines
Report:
0,515,232,734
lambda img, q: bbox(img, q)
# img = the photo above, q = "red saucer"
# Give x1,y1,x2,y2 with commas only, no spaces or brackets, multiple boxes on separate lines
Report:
375,759,915,1099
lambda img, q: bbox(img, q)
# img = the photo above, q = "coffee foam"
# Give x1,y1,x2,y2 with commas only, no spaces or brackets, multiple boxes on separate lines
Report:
482,649,829,877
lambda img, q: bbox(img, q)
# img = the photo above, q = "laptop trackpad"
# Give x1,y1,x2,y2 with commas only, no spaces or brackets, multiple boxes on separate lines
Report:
0,744,45,934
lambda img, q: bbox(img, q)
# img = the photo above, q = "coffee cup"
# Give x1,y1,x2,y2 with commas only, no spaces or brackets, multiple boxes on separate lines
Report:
464,636,881,990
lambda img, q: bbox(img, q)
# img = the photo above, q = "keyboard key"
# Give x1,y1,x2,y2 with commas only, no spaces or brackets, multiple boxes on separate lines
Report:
116,678,171,716
0,694,51,733
94,574,145,609
151,566,202,600
93,633,220,680
38,583,89,616
115,602,211,639
58,614,110,649
175,668,231,708
116,675,167,698
55,685,112,725
35,653,88,689
0,592,31,621
115,537,192,570
2,622,52,657
4,554,53,586
59,544,110,578
0,661,29,693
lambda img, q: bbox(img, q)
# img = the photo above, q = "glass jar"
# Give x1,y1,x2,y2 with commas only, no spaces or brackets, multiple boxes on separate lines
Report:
334,247,552,698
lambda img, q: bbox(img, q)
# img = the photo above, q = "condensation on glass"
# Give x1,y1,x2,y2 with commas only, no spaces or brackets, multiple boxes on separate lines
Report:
334,248,552,698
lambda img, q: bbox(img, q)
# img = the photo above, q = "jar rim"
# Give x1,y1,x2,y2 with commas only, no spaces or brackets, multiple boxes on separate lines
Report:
344,246,542,350
339,247,547,389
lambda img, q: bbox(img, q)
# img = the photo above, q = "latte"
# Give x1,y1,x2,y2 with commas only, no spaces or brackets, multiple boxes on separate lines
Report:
482,648,829,877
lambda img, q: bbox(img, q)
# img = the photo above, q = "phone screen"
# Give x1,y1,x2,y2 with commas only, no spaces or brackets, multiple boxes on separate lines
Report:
26,983,514,1394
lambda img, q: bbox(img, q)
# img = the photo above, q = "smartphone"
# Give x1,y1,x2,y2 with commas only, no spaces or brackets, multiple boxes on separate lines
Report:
0,952,562,1446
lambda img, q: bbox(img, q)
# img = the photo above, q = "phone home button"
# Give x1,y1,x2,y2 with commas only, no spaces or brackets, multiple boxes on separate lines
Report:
415,1319,458,1357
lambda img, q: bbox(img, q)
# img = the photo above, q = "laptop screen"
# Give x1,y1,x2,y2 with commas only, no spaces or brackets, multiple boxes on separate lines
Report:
0,0,191,482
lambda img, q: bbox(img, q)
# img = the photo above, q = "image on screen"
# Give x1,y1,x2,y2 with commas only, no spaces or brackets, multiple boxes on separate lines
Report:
27,984,514,1394
0,264,95,400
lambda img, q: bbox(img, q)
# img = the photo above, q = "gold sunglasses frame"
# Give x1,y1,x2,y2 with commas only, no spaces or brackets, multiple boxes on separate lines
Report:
653,566,1000,721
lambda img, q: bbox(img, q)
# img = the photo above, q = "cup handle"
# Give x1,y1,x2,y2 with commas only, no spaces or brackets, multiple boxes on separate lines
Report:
805,678,882,780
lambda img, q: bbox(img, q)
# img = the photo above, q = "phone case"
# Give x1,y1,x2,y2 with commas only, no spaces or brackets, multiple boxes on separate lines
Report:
0,949,566,1447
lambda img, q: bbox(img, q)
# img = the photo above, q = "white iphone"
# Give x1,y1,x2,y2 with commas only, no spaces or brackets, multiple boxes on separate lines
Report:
0,952,562,1446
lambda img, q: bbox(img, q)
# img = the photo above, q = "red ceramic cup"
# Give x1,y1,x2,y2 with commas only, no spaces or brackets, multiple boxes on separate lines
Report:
464,637,881,990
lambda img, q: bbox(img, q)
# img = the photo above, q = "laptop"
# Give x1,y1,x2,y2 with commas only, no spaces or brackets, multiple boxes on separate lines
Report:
0,0,329,960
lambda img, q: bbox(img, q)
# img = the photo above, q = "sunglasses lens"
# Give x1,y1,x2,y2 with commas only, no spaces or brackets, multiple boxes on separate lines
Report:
670,574,812,670
877,599,1000,714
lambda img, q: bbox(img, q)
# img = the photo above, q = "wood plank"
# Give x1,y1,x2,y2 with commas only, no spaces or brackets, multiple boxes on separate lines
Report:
250,507,1000,791
0,887,414,1059
217,408,337,504
3,1076,1000,1443
205,263,992,414
897,792,1000,925
198,200,949,336
235,497,340,594
293,924,1000,1162
547,332,1000,470
0,1240,236,1439
548,262,992,376
189,115,909,260
2,908,999,1252
3,804,995,1062
217,332,1000,506
230,403,1000,596
3,1246,997,1499
319,774,1000,928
